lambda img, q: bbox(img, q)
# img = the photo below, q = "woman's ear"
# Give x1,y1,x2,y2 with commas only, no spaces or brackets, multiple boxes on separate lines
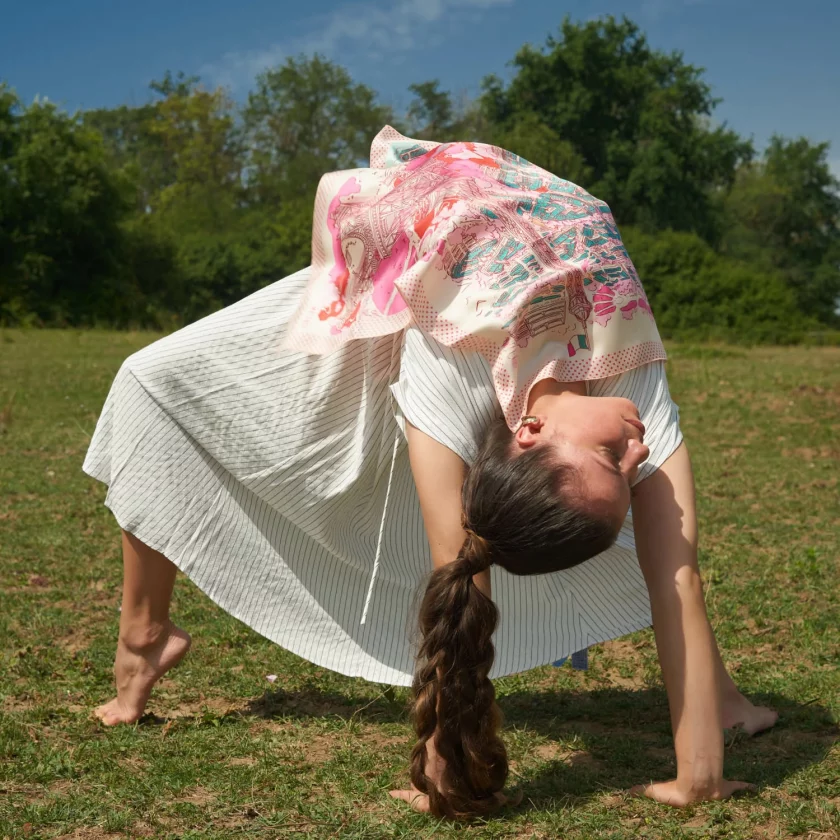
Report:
514,416,544,449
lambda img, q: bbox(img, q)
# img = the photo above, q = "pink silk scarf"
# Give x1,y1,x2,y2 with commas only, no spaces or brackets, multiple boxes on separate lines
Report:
283,126,666,430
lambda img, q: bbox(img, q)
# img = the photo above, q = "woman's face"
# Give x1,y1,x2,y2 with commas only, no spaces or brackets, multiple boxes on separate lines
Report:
513,392,650,528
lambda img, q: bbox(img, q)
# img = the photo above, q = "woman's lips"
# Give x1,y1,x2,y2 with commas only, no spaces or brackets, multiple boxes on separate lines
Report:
625,417,646,439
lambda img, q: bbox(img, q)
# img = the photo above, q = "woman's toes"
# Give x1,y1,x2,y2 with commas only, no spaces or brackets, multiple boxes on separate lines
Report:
722,694,779,736
94,624,191,726
94,700,132,726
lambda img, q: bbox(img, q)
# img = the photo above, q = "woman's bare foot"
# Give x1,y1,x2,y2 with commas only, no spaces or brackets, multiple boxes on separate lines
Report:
721,690,778,736
94,621,191,725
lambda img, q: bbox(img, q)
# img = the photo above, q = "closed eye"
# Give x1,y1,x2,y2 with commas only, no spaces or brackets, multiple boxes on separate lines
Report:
600,447,623,475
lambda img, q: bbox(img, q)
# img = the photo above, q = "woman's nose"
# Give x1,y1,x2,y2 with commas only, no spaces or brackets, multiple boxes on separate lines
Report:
626,438,650,468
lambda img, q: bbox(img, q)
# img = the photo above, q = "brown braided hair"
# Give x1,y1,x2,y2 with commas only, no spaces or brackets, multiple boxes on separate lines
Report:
409,415,620,818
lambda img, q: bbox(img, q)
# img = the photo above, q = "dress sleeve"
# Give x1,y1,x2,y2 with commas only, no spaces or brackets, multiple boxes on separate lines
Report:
587,361,683,486
390,325,501,466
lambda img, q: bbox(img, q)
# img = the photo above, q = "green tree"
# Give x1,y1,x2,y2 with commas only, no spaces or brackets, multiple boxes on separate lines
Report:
480,16,751,235
148,84,242,231
0,84,145,326
721,137,840,323
489,112,592,185
0,85,20,291
243,55,393,204
82,71,202,215
406,80,455,139
623,227,814,343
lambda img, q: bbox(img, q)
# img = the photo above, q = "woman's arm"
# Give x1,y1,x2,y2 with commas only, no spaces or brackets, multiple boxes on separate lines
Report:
630,441,752,804
404,419,490,597
389,419,490,813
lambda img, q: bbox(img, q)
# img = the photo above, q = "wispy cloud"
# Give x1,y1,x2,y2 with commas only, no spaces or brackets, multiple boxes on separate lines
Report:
639,0,707,24
200,0,513,93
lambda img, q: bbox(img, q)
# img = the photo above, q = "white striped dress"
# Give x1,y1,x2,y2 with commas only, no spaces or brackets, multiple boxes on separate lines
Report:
82,266,682,686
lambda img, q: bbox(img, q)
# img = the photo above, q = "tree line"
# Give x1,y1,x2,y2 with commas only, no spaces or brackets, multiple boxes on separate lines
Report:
1,16,838,342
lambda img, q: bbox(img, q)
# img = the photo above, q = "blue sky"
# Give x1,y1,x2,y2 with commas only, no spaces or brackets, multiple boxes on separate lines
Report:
3,0,839,175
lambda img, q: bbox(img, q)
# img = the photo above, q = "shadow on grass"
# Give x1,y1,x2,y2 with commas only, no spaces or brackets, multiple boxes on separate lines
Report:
122,679,836,814
134,681,837,809
499,686,838,810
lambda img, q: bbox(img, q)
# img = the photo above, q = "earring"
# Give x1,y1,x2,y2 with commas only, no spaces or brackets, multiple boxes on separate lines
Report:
518,415,539,430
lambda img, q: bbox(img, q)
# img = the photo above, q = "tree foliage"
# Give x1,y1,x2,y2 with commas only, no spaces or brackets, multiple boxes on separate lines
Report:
242,55,393,204
719,137,840,322
480,16,752,237
0,84,140,326
1,18,838,339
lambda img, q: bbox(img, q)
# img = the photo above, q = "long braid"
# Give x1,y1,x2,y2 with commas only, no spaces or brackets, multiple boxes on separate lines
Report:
407,415,625,819
409,531,507,818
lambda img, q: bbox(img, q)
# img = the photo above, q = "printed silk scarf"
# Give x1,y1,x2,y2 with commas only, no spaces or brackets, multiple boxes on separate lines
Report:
283,126,666,430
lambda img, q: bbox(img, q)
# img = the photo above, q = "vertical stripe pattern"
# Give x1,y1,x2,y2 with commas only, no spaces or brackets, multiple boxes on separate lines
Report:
83,267,682,687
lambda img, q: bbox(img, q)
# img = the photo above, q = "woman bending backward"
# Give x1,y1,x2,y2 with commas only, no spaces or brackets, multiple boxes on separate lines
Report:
84,128,778,819
395,380,777,818
276,129,779,818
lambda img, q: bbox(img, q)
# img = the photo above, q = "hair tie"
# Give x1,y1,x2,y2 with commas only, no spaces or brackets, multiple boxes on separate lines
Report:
462,527,493,575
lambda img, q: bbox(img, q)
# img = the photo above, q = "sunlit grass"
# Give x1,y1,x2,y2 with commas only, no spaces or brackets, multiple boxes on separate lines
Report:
1,329,838,839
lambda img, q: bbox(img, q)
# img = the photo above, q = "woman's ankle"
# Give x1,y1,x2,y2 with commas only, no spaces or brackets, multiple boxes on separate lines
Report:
118,617,174,651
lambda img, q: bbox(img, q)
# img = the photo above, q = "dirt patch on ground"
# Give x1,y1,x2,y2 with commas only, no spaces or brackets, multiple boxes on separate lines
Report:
178,785,217,806
0,782,47,800
354,726,408,751
589,638,652,689
48,779,75,796
55,625,97,656
533,742,574,762
118,756,149,772
293,731,339,764
247,720,408,767
163,696,241,720
226,756,257,767
2,575,56,594
1,694,36,712
782,446,840,462
791,383,840,407
532,741,604,770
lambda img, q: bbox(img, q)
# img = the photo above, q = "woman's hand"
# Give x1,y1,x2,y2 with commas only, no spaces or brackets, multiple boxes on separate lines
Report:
389,732,446,813
389,783,433,813
630,778,756,806
389,735,519,813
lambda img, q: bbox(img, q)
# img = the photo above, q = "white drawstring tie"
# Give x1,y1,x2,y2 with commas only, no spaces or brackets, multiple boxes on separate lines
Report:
360,428,401,625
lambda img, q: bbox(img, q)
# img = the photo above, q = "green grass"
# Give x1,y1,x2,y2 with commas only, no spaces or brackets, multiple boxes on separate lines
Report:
1,328,838,840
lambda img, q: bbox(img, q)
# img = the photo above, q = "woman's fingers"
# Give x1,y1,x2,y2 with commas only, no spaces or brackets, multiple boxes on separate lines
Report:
389,787,431,813
389,786,521,813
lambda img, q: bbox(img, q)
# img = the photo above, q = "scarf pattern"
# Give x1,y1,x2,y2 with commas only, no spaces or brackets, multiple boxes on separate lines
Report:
284,126,666,429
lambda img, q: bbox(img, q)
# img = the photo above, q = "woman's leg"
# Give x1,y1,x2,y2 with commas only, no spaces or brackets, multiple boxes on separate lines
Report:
94,530,192,725
715,640,778,735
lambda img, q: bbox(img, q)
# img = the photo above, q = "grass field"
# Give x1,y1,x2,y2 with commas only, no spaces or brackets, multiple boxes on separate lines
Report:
1,329,838,840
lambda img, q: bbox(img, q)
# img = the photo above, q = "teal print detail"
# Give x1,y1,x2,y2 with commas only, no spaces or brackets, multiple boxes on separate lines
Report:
533,193,589,223
450,238,499,279
394,144,430,163
547,230,577,260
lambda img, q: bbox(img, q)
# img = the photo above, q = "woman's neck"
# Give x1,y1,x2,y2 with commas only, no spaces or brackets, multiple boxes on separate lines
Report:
526,378,587,413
